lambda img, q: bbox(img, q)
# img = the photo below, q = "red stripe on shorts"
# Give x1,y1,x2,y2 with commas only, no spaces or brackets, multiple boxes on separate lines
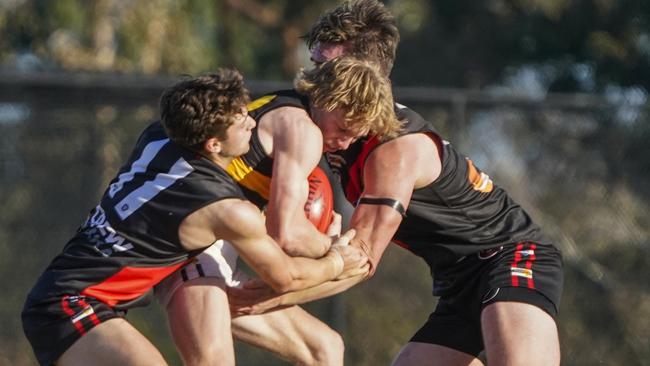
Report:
77,298,101,326
511,243,524,286
61,296,86,336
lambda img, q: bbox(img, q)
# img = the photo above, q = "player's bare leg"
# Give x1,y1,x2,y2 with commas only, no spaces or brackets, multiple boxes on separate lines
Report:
232,305,344,366
481,301,560,366
166,278,343,366
57,317,167,366
165,277,235,366
391,342,484,366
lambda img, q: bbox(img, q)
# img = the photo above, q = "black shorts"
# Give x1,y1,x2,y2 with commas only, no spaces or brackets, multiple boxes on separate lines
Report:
22,294,122,366
410,242,563,357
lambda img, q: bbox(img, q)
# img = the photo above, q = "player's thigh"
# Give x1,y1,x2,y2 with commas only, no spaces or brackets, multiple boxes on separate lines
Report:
58,317,166,366
481,301,560,366
391,342,484,366
165,277,234,363
232,305,342,358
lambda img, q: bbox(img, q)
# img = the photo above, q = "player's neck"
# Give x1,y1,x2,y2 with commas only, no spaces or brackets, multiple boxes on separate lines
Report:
198,150,234,170
211,155,234,170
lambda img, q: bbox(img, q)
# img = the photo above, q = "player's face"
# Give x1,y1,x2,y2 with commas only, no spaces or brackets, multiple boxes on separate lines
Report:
310,42,367,152
310,42,349,66
312,107,367,152
220,107,255,157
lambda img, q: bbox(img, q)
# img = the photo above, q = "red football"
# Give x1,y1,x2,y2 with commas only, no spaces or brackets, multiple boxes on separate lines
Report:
304,167,334,233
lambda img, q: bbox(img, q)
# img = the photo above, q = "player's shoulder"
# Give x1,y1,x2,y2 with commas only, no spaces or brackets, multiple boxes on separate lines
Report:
208,197,260,219
202,197,267,236
394,102,432,131
394,102,419,118
372,133,430,163
263,105,311,125
249,89,308,120
261,106,322,145
373,102,440,163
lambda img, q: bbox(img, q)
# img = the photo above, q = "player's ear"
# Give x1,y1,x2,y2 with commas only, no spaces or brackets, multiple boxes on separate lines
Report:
203,137,222,154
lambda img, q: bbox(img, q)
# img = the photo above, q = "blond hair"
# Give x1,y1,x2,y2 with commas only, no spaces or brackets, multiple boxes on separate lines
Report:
295,57,400,140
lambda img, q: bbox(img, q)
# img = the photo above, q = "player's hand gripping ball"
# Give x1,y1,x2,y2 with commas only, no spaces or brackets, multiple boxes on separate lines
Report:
304,167,334,233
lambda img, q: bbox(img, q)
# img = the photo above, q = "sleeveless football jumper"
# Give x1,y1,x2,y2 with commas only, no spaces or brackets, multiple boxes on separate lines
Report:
326,103,563,356
22,121,245,365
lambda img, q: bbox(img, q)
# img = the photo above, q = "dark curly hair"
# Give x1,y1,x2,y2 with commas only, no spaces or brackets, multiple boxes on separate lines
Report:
160,69,250,148
303,0,399,76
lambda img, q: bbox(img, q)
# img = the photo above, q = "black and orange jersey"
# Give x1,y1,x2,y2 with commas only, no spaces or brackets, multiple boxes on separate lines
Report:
227,90,310,207
328,103,551,268
26,121,245,309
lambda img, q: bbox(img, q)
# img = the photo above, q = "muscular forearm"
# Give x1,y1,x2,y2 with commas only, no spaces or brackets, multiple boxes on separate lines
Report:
279,272,368,306
232,272,369,316
279,250,343,292
278,224,331,258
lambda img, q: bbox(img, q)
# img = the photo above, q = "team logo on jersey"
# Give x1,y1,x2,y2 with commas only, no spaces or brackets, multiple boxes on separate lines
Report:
83,206,135,257
478,246,503,260
466,158,493,193
510,267,533,279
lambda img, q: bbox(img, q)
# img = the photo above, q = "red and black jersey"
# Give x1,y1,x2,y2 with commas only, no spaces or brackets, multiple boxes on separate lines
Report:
26,121,245,309
327,103,551,268
226,90,310,208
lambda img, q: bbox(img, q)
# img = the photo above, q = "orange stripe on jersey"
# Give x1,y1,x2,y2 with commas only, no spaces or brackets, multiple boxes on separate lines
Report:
227,157,272,200
81,260,189,307
466,158,493,193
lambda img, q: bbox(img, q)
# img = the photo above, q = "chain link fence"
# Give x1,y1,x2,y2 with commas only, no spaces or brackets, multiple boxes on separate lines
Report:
0,71,648,365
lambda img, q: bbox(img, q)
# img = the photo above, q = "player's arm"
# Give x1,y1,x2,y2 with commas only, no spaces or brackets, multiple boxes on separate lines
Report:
349,133,440,275
229,269,369,316
263,108,332,257
229,133,442,312
212,199,365,293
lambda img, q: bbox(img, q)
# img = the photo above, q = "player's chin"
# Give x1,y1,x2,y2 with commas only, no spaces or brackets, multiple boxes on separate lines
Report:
323,144,337,153
239,145,251,155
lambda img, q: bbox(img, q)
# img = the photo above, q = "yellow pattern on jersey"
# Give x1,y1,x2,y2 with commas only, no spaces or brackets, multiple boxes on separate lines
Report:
247,95,277,112
225,93,279,200
227,153,272,200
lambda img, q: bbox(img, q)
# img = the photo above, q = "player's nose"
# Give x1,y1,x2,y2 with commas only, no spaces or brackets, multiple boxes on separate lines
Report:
247,116,256,130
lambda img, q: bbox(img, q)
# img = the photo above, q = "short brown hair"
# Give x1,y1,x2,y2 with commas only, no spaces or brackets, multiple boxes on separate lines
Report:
303,0,399,76
295,56,400,140
160,69,250,148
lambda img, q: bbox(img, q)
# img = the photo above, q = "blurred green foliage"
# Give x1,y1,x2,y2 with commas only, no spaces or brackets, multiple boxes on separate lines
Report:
1,0,649,91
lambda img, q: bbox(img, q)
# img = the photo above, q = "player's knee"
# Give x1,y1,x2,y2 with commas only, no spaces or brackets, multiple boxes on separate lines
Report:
310,329,344,365
289,327,344,366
